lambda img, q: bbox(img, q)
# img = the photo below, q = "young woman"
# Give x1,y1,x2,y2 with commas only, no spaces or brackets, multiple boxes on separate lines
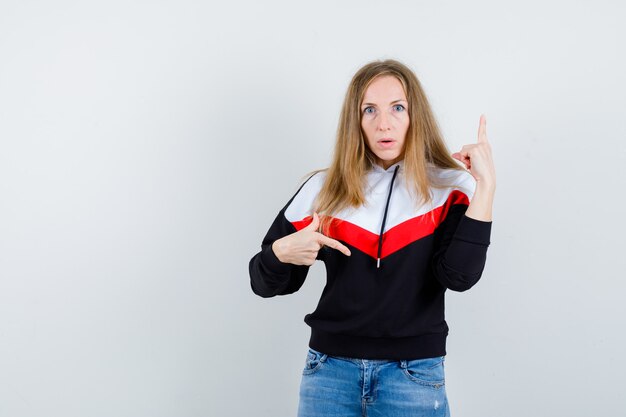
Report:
249,59,495,417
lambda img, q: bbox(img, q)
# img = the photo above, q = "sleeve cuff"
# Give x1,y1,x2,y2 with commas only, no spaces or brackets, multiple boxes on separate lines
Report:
454,214,492,246
260,242,293,274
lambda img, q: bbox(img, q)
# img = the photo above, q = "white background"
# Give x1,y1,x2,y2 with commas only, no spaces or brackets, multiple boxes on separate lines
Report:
1,1,625,416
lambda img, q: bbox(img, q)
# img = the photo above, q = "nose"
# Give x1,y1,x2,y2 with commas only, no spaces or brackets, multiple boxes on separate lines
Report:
377,111,391,131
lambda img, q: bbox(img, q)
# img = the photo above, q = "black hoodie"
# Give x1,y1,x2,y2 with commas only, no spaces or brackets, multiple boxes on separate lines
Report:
249,160,492,360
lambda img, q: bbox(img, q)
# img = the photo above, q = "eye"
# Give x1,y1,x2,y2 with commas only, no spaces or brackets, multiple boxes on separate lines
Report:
393,104,406,112
363,106,375,114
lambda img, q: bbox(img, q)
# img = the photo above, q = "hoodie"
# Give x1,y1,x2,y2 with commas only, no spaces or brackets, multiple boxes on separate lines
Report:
248,159,492,360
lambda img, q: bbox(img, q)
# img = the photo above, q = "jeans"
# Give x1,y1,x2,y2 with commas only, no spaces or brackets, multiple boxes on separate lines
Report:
297,347,451,417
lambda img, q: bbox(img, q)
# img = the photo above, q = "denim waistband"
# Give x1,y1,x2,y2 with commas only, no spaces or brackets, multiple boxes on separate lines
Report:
308,346,445,365
308,347,399,364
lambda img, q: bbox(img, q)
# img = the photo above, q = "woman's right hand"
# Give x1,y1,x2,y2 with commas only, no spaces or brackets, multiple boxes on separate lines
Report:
271,212,351,266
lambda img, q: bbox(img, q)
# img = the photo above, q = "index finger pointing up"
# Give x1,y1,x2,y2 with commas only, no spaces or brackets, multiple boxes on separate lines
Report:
477,114,488,143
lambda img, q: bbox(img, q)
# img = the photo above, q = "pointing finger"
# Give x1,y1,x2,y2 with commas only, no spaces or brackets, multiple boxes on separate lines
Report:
318,234,351,256
478,114,487,143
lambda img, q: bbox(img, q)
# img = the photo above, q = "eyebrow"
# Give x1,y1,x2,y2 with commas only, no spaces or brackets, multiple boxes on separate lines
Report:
361,99,407,107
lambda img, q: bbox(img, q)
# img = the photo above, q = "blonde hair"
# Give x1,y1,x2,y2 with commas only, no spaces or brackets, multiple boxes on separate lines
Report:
303,59,465,236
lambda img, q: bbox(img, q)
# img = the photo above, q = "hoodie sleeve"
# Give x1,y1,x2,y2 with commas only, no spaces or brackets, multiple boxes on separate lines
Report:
430,172,492,292
248,173,320,298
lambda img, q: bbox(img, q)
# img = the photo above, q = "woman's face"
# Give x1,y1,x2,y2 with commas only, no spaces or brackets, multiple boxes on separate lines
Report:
360,75,410,169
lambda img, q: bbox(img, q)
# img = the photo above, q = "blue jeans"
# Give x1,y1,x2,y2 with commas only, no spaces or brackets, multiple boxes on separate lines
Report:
297,347,451,417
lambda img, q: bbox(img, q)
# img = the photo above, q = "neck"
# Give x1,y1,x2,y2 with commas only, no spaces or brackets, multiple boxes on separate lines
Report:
376,158,403,170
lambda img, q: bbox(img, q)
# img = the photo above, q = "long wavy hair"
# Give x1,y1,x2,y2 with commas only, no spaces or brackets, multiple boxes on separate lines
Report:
303,59,465,236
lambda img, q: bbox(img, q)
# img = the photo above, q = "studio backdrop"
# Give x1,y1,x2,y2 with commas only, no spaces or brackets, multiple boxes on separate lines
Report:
0,1,624,416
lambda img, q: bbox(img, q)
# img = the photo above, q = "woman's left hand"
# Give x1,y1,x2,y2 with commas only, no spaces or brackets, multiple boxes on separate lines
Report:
451,114,496,189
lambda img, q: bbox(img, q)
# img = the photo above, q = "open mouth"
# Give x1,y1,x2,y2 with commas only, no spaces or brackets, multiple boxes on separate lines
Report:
377,139,396,148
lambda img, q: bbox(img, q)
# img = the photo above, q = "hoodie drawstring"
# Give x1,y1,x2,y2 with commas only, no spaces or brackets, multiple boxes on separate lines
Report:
377,164,400,268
